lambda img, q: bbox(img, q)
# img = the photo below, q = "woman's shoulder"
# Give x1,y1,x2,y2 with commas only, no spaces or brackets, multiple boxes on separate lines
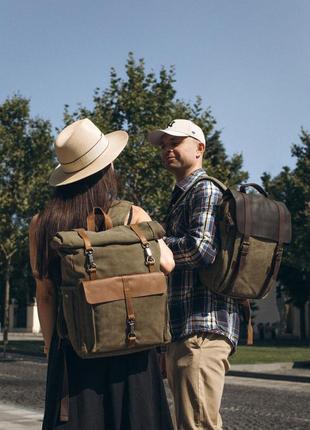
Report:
131,205,152,224
29,214,40,278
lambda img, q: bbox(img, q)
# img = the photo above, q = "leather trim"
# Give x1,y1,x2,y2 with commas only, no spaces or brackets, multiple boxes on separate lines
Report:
230,191,291,243
87,207,113,231
82,272,167,305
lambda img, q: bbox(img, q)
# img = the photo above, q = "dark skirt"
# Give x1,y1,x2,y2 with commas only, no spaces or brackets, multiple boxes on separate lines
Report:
42,333,174,430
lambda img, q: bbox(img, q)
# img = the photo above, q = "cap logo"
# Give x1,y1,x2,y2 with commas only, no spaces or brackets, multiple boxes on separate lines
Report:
167,120,175,128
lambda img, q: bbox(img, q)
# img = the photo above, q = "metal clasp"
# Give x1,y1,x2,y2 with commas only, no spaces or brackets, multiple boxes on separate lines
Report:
142,243,155,266
85,248,96,272
127,318,136,339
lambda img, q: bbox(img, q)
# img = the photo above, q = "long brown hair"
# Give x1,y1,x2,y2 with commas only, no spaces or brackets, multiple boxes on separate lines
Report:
36,164,117,278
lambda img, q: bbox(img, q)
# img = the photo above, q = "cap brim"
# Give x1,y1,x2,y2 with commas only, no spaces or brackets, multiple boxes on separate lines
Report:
149,129,189,146
49,130,128,187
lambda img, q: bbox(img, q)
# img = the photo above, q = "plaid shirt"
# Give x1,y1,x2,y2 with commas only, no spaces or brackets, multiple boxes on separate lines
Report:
165,168,240,347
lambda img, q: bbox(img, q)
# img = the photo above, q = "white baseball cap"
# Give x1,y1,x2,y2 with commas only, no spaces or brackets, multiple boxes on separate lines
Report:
149,119,206,146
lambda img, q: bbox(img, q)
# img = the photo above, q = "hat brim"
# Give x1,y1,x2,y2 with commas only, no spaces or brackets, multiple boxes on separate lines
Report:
49,130,128,187
149,129,190,146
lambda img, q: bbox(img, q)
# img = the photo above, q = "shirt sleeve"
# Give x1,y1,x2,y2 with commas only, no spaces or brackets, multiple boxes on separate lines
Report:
165,181,222,268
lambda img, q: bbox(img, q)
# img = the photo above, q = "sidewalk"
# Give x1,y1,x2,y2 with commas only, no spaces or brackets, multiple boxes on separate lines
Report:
0,361,309,429
0,403,42,430
229,361,310,383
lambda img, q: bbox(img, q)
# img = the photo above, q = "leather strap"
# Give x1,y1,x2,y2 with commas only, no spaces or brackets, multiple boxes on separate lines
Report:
259,201,285,298
240,299,253,345
87,207,113,231
275,201,285,244
76,229,96,280
130,224,148,245
122,277,136,347
227,193,251,291
130,224,155,272
238,193,251,271
76,228,93,251
170,174,227,212
239,183,268,197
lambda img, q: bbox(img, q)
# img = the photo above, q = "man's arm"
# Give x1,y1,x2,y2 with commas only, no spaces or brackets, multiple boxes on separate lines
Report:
165,181,221,268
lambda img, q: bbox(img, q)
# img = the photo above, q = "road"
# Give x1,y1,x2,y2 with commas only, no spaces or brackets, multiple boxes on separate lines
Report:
0,354,310,429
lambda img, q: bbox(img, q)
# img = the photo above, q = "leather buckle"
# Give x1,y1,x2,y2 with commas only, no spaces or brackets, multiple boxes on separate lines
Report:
240,240,250,256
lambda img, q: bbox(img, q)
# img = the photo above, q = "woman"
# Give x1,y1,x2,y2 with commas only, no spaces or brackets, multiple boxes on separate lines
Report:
29,118,175,430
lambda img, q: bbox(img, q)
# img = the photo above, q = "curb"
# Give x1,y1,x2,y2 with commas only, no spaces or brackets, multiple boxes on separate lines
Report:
2,351,309,384
227,370,310,384
0,350,45,358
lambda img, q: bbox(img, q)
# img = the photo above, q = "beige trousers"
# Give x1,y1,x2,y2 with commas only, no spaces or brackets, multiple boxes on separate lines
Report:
166,333,232,430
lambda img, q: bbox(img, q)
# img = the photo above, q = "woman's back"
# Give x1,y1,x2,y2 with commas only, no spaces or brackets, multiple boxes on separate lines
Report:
29,118,174,430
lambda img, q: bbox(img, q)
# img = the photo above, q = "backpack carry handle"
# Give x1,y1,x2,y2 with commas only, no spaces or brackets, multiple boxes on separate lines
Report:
87,207,113,231
239,183,268,197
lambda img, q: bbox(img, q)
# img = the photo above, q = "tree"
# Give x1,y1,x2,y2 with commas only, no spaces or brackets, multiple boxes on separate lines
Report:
0,55,249,342
262,129,310,339
64,53,248,219
0,95,55,350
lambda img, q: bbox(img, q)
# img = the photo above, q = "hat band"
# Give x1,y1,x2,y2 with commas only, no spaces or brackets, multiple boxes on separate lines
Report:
61,135,109,173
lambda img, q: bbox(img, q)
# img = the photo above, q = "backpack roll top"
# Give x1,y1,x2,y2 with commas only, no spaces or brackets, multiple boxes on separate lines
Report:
230,189,291,244
199,183,292,300
51,215,171,359
51,221,164,283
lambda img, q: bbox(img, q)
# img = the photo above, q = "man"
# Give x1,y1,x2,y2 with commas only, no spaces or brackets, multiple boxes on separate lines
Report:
149,119,240,430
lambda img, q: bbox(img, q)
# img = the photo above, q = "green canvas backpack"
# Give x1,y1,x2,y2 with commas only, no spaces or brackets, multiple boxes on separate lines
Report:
51,200,171,359
188,176,292,300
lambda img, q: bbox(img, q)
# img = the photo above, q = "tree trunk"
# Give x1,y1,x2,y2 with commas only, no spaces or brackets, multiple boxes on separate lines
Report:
2,255,12,356
299,303,306,340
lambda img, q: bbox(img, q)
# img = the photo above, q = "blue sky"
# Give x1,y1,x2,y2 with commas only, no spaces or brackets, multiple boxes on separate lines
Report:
1,0,309,183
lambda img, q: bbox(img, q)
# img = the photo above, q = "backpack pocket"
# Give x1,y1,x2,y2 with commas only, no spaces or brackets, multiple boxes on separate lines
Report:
81,271,171,357
60,286,95,356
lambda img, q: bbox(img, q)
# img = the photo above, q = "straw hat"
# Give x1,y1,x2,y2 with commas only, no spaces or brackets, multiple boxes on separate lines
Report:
49,118,128,186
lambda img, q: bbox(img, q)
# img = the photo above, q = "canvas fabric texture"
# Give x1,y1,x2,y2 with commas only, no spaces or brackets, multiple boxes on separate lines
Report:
196,178,292,300
51,200,171,358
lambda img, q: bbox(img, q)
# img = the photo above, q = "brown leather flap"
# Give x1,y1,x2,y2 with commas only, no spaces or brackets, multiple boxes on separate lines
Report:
229,190,292,243
82,272,167,305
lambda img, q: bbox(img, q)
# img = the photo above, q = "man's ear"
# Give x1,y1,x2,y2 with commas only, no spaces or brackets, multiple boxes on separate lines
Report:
196,141,205,158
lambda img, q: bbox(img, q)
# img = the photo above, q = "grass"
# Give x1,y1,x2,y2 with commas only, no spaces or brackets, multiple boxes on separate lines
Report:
0,339,309,364
231,342,310,364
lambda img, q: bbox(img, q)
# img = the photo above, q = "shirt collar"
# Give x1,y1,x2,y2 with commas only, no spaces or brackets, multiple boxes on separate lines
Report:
176,168,206,192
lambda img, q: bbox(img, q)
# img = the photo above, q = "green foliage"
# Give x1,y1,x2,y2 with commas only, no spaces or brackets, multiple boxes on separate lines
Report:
262,129,310,336
0,95,55,308
64,53,248,219
0,55,249,311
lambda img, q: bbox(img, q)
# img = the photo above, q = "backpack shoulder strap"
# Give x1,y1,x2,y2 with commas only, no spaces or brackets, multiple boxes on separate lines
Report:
203,175,227,193
173,173,227,208
108,200,133,226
